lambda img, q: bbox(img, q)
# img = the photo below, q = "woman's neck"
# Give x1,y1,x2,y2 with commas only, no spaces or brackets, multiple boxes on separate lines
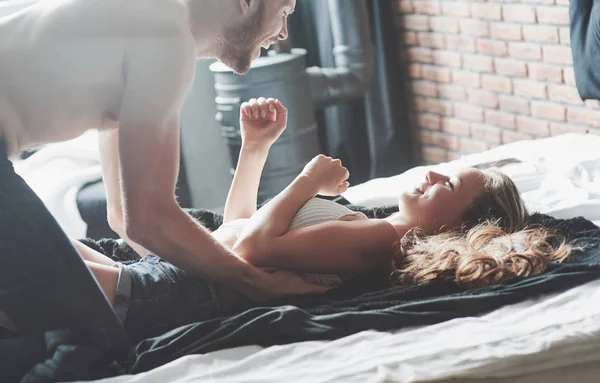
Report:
383,212,415,240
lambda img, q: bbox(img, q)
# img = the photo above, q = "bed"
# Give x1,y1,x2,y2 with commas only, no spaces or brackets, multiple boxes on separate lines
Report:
78,133,600,383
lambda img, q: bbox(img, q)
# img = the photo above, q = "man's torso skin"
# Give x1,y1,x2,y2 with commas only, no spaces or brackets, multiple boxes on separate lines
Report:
0,0,196,332
0,0,194,158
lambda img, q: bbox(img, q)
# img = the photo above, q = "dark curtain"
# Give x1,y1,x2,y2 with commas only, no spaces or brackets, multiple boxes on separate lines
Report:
289,0,416,184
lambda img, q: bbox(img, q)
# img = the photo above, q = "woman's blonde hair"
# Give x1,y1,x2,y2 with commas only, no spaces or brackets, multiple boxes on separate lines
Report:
391,168,574,288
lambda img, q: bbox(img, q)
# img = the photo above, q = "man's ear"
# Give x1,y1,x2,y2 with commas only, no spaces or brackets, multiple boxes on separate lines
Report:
239,0,251,15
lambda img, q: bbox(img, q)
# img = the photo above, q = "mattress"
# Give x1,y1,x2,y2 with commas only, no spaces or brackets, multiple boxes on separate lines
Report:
93,133,600,383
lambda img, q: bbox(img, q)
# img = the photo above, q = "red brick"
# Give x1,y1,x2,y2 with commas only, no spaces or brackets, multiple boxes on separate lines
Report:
412,80,438,97
481,74,512,94
403,31,419,45
458,137,489,154
516,116,550,136
403,14,431,31
513,79,547,99
548,85,583,105
543,46,573,65
485,110,516,129
502,130,533,144
412,0,441,14
499,95,530,115
430,16,459,33
470,3,502,20
490,23,523,41
454,103,485,122
476,39,508,57
452,70,481,88
429,130,459,150
459,19,490,37
418,32,445,49
445,35,476,52
417,112,442,130
522,25,559,44
397,0,414,13
470,123,502,144
567,107,600,128
494,58,527,77
509,42,542,61
438,84,467,101
422,146,448,164
422,65,452,83
441,1,470,17
468,89,500,109
432,50,462,68
563,67,576,85
462,54,494,73
559,27,571,46
502,5,536,23
418,129,432,144
442,118,470,136
420,97,454,115
531,101,566,121
550,122,590,136
524,0,555,4
536,6,570,25
408,47,434,63
414,96,429,112
408,63,423,79
528,63,563,83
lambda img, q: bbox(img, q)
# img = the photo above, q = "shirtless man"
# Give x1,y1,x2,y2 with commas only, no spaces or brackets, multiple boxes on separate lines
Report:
0,0,316,367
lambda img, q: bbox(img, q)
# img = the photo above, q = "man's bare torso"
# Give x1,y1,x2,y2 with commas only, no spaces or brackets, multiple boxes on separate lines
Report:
0,0,193,158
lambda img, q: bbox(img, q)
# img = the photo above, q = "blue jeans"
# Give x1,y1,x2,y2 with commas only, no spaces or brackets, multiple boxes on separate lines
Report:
0,140,131,374
116,255,224,343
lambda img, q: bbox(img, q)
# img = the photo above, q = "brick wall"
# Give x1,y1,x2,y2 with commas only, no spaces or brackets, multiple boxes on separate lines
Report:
396,0,600,164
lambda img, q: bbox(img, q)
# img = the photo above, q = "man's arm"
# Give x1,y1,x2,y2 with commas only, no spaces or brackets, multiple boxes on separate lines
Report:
98,129,149,256
117,30,330,300
118,31,265,292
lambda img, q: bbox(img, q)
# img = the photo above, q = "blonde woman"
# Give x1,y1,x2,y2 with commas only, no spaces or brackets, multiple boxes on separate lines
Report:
65,98,572,343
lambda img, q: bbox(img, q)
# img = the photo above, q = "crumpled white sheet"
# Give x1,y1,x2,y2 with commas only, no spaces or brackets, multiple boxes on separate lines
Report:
13,131,101,238
94,278,600,383
92,133,600,383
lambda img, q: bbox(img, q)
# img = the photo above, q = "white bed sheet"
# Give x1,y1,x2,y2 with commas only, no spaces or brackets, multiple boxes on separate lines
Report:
93,134,600,383
13,131,101,238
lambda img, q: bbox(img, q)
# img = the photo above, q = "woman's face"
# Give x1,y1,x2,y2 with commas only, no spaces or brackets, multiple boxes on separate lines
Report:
398,168,487,232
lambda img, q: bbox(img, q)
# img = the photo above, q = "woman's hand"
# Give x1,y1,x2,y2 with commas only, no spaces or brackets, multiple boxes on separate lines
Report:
301,155,350,196
240,97,287,148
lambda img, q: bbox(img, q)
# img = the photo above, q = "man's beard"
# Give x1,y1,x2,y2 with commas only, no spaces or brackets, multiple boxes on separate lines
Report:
219,1,267,74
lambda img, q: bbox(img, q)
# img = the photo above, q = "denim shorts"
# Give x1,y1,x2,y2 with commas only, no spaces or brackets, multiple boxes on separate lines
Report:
114,255,224,343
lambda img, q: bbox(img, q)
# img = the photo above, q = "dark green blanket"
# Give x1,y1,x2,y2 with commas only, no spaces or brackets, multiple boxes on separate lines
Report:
19,207,600,381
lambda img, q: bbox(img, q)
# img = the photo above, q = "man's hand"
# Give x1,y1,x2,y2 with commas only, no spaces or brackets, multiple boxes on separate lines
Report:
300,155,350,197
240,97,287,148
242,269,333,302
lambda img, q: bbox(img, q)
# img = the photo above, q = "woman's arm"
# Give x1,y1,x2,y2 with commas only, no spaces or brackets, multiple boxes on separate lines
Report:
223,98,287,223
235,155,399,274
244,219,400,274
235,154,350,245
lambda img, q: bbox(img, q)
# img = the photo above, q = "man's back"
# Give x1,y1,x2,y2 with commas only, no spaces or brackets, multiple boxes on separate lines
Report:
0,0,192,158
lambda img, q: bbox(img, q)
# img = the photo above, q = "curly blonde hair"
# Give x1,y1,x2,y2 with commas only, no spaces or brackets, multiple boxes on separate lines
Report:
391,168,574,288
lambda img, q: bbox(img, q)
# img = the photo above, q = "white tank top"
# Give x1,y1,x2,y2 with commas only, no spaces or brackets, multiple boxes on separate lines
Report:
223,198,367,286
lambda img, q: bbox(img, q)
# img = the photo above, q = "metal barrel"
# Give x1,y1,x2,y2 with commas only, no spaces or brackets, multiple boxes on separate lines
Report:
210,49,321,203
